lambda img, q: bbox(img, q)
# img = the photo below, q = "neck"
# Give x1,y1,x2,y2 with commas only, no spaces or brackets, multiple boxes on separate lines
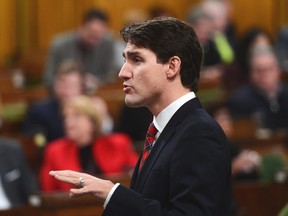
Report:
73,135,93,147
149,88,191,117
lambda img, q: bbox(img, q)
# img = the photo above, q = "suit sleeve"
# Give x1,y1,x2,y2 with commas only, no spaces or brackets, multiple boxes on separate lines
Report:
5,140,38,204
17,145,38,198
102,123,231,216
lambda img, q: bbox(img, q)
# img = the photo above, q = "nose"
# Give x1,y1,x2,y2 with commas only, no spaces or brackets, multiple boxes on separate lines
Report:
118,62,132,80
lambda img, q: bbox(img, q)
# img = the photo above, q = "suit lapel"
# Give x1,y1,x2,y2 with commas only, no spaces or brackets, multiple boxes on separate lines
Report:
132,97,202,192
130,154,142,189
134,126,175,192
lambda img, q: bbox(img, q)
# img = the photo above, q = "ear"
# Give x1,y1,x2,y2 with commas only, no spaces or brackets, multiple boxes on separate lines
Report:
166,56,181,79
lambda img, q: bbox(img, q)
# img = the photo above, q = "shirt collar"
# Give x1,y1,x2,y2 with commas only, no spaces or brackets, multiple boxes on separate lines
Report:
153,92,196,134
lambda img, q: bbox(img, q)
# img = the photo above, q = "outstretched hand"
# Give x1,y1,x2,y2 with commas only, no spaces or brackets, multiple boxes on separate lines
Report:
49,170,114,203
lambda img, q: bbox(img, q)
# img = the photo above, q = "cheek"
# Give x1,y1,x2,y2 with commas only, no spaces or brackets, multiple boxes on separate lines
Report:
66,83,82,95
65,117,76,132
77,118,94,133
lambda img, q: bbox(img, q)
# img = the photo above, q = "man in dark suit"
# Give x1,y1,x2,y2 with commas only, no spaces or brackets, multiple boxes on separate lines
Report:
50,17,231,216
0,138,37,209
228,47,288,131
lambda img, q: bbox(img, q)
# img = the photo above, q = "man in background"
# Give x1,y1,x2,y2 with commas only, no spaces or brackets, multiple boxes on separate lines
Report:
228,47,288,131
44,9,116,89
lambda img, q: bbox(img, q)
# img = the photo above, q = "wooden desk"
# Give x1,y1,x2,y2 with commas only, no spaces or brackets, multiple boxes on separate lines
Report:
0,175,131,216
1,179,288,216
234,181,288,216
0,193,103,216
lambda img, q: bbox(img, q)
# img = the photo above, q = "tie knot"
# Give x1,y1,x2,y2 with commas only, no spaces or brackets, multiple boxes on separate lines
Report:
147,123,158,138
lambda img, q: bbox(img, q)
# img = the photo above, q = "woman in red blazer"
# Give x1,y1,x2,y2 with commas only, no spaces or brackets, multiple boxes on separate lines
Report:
40,96,138,191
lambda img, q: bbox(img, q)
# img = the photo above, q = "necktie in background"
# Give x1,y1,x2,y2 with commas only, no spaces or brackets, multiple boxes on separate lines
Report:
139,123,158,170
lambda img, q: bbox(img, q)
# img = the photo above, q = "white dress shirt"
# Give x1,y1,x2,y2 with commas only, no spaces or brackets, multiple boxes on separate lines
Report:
103,92,196,208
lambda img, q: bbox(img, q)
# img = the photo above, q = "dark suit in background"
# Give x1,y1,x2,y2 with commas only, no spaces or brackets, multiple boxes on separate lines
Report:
0,138,37,207
228,84,288,131
23,98,64,143
103,98,231,216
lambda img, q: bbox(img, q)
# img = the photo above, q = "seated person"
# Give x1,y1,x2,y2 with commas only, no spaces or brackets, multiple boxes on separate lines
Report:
44,8,116,88
40,96,138,191
0,137,37,209
208,103,260,180
187,6,223,83
187,6,221,68
23,60,112,145
228,47,288,132
23,60,83,143
240,27,272,81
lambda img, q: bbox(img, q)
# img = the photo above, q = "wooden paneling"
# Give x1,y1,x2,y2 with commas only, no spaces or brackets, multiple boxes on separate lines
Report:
0,0,17,66
0,0,199,64
276,0,288,28
1,0,288,67
232,0,276,37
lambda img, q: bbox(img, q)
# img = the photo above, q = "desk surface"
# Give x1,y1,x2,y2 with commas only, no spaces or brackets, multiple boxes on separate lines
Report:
1,180,288,216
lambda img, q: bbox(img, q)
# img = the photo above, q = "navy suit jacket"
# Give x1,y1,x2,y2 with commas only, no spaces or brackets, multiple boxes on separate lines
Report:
228,84,288,131
103,98,231,216
23,98,64,143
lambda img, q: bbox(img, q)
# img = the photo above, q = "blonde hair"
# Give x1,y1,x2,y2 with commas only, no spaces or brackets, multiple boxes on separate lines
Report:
63,95,102,137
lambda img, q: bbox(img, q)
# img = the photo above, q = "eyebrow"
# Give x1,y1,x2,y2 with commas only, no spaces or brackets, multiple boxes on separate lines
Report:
122,51,142,58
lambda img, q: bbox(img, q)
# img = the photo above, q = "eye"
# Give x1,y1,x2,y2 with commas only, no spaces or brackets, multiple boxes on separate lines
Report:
133,57,142,63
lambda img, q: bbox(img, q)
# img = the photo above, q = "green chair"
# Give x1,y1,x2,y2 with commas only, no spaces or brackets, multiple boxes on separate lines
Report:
278,203,288,216
260,154,286,182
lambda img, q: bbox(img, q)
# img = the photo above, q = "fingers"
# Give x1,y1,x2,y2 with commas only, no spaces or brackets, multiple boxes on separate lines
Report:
49,170,84,186
70,187,88,198
49,170,115,203
49,170,80,177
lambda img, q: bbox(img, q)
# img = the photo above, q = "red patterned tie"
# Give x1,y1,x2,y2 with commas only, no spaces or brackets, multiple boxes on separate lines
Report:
139,123,158,170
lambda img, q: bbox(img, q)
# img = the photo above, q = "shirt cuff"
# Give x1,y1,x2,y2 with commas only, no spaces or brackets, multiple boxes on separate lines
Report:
103,183,120,209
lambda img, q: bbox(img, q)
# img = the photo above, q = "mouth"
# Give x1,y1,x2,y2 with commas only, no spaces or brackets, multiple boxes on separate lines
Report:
123,84,132,93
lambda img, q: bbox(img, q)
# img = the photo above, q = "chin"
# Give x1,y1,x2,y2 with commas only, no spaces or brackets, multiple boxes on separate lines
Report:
124,97,144,108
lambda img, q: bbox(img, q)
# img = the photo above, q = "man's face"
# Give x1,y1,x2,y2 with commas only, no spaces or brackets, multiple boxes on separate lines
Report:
79,19,107,47
118,43,168,110
54,72,83,104
250,54,281,93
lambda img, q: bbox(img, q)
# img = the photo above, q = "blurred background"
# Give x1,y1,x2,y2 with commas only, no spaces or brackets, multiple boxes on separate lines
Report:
1,0,288,216
0,0,288,65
